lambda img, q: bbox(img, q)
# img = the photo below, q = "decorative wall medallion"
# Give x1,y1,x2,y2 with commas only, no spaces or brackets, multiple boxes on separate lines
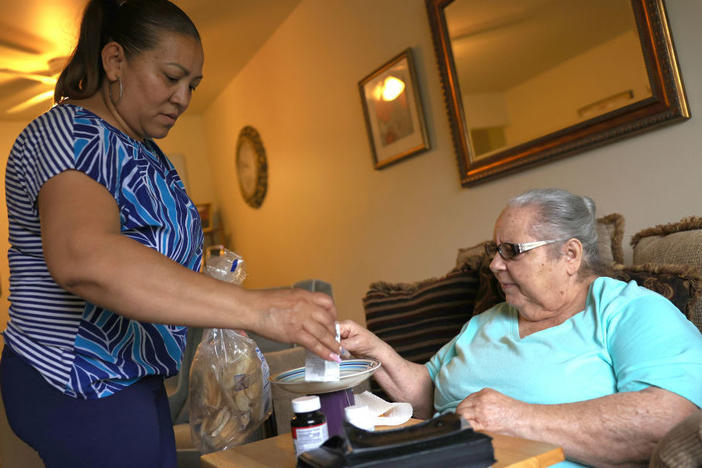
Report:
236,126,268,208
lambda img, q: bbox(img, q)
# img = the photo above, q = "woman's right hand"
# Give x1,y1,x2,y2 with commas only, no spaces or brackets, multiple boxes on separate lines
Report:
338,319,386,360
244,287,341,361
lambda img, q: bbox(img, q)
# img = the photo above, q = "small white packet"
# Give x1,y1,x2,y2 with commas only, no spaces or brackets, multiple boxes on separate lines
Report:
304,323,340,382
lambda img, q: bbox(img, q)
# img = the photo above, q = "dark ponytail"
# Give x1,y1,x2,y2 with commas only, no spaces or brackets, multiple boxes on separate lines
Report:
54,0,200,103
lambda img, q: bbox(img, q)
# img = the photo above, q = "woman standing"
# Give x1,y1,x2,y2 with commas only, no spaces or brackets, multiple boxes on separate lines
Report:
0,1,340,467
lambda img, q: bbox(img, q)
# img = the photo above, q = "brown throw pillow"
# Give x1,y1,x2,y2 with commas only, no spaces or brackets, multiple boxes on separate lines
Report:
362,267,480,398
631,217,702,332
455,240,491,270
474,242,505,315
608,264,702,321
455,240,505,315
649,410,702,468
597,213,625,265
363,267,480,364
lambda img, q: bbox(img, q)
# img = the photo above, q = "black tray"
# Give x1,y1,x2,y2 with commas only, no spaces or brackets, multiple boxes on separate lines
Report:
298,413,495,468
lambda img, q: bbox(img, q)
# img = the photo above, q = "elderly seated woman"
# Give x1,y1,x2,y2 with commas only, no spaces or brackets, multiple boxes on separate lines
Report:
340,188,702,468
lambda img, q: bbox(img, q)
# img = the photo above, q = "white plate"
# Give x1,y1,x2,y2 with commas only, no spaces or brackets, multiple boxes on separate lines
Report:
270,359,381,394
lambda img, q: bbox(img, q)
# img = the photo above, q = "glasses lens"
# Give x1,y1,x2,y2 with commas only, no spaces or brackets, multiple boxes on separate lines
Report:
485,242,497,257
497,243,517,259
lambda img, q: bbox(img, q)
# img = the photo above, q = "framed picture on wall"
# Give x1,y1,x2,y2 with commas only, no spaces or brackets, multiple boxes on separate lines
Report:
359,48,430,169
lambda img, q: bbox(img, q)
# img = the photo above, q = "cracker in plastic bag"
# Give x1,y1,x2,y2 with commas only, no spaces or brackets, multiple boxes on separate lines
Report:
188,248,272,453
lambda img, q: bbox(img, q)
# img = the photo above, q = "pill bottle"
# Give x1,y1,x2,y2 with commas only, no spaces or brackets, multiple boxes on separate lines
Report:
291,395,329,456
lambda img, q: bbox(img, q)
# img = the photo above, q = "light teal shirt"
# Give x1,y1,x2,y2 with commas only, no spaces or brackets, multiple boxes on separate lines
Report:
426,277,702,468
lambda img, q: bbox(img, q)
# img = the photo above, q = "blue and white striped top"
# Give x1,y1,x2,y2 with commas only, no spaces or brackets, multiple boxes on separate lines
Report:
4,104,203,399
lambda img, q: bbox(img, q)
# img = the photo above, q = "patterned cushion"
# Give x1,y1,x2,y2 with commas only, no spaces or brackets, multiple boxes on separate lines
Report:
471,242,505,315
455,241,505,315
608,264,702,322
362,267,480,397
455,240,491,270
631,217,702,332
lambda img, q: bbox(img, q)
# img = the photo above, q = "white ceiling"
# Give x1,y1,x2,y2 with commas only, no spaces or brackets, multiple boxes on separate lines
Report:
0,0,301,121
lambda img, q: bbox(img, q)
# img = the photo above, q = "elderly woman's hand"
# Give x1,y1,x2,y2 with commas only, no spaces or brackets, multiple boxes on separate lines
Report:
455,388,529,435
338,319,386,360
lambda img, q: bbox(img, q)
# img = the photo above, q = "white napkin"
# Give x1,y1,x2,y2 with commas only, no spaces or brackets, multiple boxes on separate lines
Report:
353,391,413,427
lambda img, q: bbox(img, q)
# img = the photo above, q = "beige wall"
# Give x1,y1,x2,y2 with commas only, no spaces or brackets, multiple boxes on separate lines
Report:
193,0,702,326
505,31,650,145
1,0,700,332
158,114,216,206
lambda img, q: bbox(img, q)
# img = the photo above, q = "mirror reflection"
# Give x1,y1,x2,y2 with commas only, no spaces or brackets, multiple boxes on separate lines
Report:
426,0,688,186
446,0,650,160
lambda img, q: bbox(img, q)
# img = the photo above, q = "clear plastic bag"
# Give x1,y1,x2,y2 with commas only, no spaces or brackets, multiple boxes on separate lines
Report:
188,247,272,453
203,246,248,284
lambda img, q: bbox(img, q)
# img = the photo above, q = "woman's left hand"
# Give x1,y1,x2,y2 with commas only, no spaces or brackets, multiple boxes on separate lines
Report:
455,388,528,434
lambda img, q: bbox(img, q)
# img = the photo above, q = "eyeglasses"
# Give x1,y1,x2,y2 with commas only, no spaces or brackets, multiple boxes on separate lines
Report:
485,239,566,261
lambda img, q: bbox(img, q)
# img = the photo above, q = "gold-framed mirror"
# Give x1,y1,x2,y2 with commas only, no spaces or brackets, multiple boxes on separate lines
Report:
425,0,689,186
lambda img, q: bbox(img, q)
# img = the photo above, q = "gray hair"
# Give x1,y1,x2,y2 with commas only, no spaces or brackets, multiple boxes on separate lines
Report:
507,188,604,275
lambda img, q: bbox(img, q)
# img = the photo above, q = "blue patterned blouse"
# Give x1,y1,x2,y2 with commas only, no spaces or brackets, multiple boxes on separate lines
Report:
4,104,203,399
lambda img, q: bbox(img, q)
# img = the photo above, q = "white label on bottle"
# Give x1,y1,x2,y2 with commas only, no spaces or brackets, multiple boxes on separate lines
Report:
292,422,329,456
